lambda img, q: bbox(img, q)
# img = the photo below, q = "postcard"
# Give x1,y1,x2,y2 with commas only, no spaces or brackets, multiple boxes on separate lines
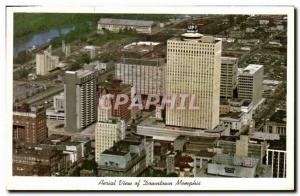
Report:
5,5,295,191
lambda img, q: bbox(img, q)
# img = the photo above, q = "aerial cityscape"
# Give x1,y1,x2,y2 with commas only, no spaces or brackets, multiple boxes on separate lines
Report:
12,13,287,178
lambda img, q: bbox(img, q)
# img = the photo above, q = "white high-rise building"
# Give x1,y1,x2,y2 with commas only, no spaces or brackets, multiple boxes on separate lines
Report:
97,94,112,122
238,64,264,106
36,50,59,76
95,96,126,163
165,25,222,129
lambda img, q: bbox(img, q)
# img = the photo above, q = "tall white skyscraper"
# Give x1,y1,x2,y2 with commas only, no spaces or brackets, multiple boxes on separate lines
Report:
165,25,222,129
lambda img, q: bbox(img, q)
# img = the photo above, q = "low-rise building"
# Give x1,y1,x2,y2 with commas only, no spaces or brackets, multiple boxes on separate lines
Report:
13,147,66,176
264,109,286,136
137,116,230,141
220,112,246,134
207,154,259,177
216,135,268,164
97,18,156,34
193,150,216,177
84,61,107,73
98,140,147,176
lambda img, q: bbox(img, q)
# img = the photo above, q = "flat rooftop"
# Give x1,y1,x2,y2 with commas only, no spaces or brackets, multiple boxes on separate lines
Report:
221,56,238,64
13,147,61,159
196,150,216,158
139,116,228,134
220,112,242,119
268,137,286,151
66,69,95,78
240,64,263,75
211,154,258,168
119,58,165,66
41,134,71,145
98,18,155,27
120,41,164,59
102,140,142,156
99,79,131,92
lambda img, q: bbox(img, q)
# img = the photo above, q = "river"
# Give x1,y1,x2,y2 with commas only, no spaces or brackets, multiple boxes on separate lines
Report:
13,26,74,57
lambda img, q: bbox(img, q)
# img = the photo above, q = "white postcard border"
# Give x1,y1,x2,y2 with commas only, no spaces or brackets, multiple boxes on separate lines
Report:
5,5,295,191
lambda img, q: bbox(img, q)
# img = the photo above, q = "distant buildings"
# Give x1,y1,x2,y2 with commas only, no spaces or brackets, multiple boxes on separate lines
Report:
13,104,48,145
221,57,238,98
36,48,59,76
264,109,286,136
97,18,155,34
84,61,107,73
98,140,147,176
165,25,222,129
263,80,282,98
238,64,264,107
64,70,97,132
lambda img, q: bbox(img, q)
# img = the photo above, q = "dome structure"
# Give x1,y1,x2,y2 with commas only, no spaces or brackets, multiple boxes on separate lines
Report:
181,24,203,41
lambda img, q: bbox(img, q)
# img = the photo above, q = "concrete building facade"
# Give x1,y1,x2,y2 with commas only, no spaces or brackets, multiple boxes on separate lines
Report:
98,140,147,176
220,57,238,98
97,18,155,34
238,64,264,106
95,97,126,163
165,26,222,129
64,70,97,132
13,104,48,145
36,50,59,76
115,58,165,96
98,80,131,123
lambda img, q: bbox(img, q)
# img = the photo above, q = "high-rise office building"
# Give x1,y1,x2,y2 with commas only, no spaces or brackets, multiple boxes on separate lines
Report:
165,25,222,129
98,79,131,123
115,58,165,96
238,64,264,107
220,57,238,98
95,95,126,163
13,104,48,145
64,70,97,132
